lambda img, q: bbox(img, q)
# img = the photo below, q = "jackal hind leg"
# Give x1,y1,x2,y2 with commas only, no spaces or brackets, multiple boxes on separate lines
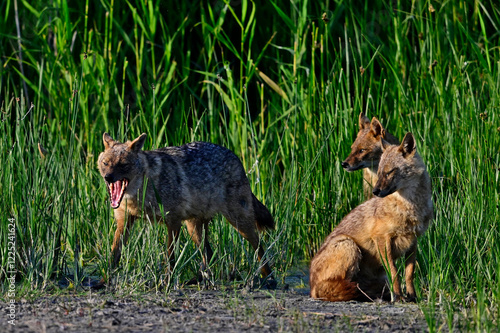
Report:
224,212,272,280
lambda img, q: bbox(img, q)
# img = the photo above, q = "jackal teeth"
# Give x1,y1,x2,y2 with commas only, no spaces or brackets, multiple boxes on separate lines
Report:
107,179,128,209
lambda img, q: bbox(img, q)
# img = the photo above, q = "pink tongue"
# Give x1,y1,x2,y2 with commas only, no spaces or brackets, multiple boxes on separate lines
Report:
110,181,122,207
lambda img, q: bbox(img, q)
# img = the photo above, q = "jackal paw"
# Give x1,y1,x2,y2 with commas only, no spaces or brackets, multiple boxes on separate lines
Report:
82,277,107,290
247,276,277,290
183,270,214,289
390,293,403,303
263,276,278,290
404,294,417,303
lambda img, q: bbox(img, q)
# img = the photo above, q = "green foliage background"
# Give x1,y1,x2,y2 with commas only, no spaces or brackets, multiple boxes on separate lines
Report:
1,0,499,330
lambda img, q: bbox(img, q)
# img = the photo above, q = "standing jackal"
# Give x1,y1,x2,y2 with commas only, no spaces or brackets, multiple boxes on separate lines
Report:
342,112,399,200
98,133,275,278
310,133,433,302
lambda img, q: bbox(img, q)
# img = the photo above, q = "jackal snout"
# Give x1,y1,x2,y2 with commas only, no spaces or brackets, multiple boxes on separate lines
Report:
103,173,124,183
372,184,396,198
341,150,380,171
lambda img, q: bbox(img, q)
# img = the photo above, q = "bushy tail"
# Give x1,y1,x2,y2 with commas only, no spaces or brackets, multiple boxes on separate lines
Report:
252,194,275,231
310,235,362,302
310,277,358,302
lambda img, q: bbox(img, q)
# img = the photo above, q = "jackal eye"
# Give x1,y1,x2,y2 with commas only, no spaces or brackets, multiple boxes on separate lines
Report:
385,168,396,177
103,161,109,166
359,149,366,153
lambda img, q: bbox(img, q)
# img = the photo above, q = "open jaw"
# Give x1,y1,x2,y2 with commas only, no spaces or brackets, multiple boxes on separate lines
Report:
106,179,129,209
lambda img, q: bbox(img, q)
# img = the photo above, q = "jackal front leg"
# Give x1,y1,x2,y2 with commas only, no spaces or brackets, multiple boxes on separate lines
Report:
166,222,181,273
404,242,417,302
375,236,402,302
111,208,135,268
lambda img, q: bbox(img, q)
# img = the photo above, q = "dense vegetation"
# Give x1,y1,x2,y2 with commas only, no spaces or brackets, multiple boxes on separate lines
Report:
1,0,499,330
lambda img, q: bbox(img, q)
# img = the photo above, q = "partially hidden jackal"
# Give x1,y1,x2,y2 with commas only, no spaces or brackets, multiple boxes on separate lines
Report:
342,112,399,200
98,133,275,278
310,132,433,302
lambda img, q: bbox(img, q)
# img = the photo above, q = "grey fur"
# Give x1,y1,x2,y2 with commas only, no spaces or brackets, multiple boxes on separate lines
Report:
98,133,274,278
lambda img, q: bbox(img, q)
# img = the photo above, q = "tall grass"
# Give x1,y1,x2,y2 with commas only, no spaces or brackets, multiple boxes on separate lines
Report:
1,0,499,330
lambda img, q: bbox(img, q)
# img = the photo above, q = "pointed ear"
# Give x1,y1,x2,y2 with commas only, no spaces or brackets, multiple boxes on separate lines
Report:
399,132,416,158
370,117,386,138
129,133,147,152
103,132,116,149
381,138,391,151
359,112,370,130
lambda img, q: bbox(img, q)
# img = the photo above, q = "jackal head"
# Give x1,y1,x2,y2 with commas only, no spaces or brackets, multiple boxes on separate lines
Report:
98,132,147,209
341,113,388,172
372,132,424,197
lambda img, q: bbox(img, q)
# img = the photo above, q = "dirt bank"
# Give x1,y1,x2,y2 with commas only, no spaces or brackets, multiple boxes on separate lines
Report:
4,285,428,332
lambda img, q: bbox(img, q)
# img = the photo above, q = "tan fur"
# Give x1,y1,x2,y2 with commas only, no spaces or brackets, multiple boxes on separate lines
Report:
311,133,433,302
310,235,361,301
98,133,275,279
342,112,399,200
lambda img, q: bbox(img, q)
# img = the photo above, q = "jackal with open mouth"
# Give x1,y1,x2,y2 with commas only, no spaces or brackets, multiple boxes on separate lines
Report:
97,133,275,280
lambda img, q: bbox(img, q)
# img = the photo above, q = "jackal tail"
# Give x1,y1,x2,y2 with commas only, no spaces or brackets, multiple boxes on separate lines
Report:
310,235,362,301
252,194,275,231
311,278,359,302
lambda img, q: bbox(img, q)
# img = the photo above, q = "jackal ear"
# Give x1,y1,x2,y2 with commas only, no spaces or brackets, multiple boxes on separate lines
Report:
381,138,391,151
359,112,370,130
129,133,147,152
399,132,416,158
103,132,116,149
370,117,386,138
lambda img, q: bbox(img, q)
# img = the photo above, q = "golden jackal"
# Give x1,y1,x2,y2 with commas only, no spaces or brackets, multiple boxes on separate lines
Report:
342,112,399,199
311,133,433,302
98,133,275,278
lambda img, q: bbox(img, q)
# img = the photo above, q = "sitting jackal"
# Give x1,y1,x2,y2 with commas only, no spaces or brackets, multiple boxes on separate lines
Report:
98,133,275,278
311,133,433,302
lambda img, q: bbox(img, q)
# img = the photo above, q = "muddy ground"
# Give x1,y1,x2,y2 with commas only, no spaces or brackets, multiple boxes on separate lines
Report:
3,274,431,333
